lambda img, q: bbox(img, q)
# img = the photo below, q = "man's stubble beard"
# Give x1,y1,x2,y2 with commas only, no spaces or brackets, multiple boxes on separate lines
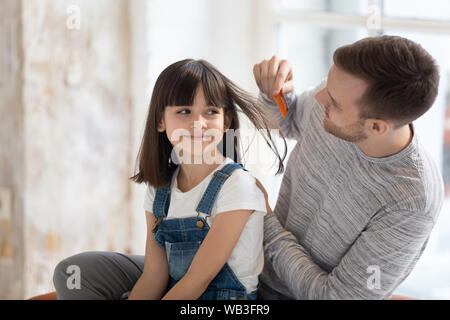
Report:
323,117,368,143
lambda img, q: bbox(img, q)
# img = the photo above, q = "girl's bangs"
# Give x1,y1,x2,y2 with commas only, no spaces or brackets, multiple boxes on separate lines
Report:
165,61,229,109
201,67,229,109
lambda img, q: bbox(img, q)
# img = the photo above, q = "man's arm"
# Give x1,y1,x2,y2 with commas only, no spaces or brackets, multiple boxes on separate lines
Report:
264,209,434,300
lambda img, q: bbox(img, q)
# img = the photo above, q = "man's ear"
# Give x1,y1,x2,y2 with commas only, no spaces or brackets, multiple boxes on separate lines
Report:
365,118,389,136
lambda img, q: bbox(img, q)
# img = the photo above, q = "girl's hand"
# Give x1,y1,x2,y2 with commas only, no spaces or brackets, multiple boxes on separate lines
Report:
255,178,273,215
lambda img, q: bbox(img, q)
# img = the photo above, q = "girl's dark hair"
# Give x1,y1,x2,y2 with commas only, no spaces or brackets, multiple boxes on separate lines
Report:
333,35,439,128
130,59,287,188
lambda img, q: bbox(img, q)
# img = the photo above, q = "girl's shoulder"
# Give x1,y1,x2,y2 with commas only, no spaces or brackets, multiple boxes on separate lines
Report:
215,164,267,214
219,161,256,185
218,162,261,196
226,166,255,184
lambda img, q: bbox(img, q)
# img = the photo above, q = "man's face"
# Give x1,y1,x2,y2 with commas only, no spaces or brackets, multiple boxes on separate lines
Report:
315,65,369,143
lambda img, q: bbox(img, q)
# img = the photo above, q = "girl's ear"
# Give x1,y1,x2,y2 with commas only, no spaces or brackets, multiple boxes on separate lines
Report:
224,111,232,131
157,118,166,132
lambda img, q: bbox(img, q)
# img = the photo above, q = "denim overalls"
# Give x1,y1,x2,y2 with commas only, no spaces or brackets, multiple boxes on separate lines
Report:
152,162,258,300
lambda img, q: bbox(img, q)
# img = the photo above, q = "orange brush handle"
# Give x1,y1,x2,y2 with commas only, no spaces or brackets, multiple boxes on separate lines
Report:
274,93,288,118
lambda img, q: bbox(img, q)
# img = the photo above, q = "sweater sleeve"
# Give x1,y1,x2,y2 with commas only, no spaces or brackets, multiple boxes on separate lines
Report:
263,208,435,300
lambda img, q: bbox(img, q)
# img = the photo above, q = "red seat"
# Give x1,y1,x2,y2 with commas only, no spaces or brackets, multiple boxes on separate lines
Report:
29,292,57,300
28,291,417,300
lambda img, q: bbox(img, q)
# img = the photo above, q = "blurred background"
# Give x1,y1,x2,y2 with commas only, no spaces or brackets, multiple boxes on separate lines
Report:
0,0,449,299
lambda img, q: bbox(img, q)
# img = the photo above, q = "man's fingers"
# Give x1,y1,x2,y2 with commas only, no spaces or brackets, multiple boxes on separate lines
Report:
263,57,278,95
273,60,292,96
283,61,293,81
255,178,273,214
255,178,268,199
269,56,280,82
268,57,281,97
254,57,294,99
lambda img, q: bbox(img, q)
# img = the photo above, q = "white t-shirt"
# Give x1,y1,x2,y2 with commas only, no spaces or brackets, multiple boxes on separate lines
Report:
143,157,267,293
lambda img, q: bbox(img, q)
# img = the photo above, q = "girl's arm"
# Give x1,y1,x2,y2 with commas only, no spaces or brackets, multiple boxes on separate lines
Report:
128,211,169,300
161,209,253,300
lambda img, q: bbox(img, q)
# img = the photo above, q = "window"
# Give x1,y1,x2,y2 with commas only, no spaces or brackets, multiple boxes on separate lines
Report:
259,0,450,299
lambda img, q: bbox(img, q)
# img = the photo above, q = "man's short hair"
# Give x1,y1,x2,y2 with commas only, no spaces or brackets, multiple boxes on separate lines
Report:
333,35,439,128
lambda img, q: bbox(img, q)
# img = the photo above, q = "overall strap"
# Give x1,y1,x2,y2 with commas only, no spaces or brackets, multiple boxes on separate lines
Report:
152,167,177,218
152,187,171,218
196,163,247,216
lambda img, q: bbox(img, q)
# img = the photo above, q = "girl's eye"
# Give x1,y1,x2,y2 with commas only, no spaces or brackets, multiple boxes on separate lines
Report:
176,109,220,115
207,109,219,115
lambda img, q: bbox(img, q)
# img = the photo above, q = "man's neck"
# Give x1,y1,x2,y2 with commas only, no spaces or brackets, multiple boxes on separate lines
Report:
355,124,413,158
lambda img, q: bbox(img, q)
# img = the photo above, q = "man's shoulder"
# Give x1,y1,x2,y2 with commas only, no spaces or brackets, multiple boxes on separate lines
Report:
376,136,444,221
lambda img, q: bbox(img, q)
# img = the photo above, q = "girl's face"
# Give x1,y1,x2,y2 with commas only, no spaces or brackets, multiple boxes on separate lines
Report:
157,85,231,163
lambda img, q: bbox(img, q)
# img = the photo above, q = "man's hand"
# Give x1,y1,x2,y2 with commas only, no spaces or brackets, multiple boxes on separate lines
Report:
255,178,273,215
253,56,294,102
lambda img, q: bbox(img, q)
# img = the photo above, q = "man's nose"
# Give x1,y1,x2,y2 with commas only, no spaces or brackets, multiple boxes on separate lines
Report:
315,89,328,108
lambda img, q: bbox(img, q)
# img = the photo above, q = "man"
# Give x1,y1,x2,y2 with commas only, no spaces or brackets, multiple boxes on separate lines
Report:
253,35,444,300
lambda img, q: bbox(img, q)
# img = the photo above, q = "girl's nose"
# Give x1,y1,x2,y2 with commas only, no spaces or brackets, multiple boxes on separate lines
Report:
191,115,207,129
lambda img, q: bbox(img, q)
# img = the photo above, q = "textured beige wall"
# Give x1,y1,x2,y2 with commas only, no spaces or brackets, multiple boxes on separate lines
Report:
0,0,136,299
0,0,264,300
0,0,25,300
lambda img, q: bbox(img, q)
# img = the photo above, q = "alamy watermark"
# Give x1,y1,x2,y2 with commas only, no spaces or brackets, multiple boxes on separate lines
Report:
366,3,382,31
66,5,81,30
166,124,285,166
66,265,81,290
366,265,381,290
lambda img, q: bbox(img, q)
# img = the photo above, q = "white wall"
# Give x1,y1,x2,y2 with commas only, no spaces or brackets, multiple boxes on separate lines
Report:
129,0,265,254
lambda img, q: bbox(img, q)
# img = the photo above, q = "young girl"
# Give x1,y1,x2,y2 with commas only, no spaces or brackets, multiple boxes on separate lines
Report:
127,59,286,300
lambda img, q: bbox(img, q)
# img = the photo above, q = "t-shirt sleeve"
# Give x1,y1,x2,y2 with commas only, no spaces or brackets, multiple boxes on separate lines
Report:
143,183,156,213
215,169,267,216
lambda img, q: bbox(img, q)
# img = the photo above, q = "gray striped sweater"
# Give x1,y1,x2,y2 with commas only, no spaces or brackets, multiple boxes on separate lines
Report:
259,82,444,300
